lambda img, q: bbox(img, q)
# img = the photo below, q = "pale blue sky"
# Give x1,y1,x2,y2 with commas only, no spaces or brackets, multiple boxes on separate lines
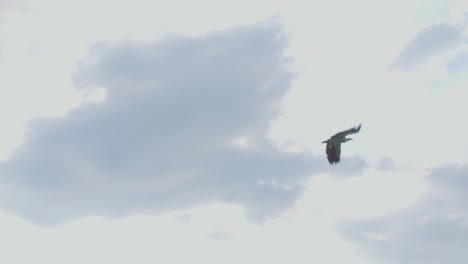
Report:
0,0,467,263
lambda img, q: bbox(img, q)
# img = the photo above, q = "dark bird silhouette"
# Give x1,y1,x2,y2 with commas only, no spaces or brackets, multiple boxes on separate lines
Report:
322,124,361,164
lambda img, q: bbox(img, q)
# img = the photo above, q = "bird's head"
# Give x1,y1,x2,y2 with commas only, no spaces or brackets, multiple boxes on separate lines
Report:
322,140,329,144
344,138,353,142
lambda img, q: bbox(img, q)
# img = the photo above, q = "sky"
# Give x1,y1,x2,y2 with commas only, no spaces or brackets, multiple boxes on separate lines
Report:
0,0,467,263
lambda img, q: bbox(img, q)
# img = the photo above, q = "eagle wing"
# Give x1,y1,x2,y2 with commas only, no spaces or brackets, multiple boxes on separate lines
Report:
331,124,361,139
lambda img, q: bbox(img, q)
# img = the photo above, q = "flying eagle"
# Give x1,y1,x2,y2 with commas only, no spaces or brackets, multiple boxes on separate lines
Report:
322,124,361,164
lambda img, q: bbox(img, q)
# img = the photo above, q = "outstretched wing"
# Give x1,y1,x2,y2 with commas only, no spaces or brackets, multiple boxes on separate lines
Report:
325,142,341,164
331,124,361,139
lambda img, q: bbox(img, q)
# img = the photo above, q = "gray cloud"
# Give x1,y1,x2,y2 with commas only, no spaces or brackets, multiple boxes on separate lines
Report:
327,156,368,178
340,163,468,264
0,0,19,20
446,50,468,73
376,157,396,171
390,23,465,71
0,19,367,226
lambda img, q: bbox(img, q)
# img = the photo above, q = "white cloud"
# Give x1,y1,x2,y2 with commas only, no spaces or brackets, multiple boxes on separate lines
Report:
390,20,468,71
341,163,468,264
0,0,18,19
336,10,468,263
0,197,374,264
0,20,367,226
1,0,467,263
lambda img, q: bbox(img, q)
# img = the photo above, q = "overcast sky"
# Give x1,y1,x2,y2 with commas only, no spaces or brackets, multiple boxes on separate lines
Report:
0,0,467,263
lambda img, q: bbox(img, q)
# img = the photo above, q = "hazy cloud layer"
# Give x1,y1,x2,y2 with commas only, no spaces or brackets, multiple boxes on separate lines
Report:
0,0,13,17
0,20,366,226
0,0,20,22
390,23,466,71
341,163,468,264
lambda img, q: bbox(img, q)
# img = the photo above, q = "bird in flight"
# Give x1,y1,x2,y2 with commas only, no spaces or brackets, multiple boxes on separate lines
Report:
322,124,361,164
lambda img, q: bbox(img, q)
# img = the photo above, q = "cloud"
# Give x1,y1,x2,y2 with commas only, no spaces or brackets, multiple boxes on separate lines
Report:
340,163,468,264
208,231,230,240
0,0,19,37
327,156,368,178
375,157,396,171
0,0,22,24
446,50,468,73
390,23,466,71
0,0,16,17
0,19,367,226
